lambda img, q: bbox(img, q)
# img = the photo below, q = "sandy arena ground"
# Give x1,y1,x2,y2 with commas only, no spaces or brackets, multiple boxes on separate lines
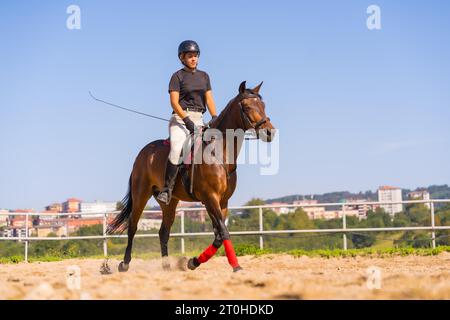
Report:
1,253,449,300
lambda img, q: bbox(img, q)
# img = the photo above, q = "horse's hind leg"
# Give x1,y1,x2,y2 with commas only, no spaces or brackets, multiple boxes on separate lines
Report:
157,198,179,270
119,178,151,272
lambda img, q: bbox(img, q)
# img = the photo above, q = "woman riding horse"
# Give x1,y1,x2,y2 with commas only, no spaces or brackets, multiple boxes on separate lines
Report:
156,40,218,205
107,42,275,273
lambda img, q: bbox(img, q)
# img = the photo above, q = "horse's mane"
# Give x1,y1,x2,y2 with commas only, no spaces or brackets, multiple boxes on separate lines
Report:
210,89,261,130
209,97,236,129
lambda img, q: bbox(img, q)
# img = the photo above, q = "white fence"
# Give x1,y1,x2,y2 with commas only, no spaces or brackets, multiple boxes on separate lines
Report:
1,199,450,262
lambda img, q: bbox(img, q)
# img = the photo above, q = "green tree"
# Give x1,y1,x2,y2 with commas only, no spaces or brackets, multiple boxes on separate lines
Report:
436,204,450,246
404,203,430,225
278,208,314,230
393,211,410,227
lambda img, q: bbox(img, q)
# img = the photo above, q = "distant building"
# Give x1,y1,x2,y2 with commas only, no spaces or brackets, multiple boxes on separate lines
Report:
11,209,35,213
293,200,326,219
178,201,198,208
185,208,208,223
142,211,163,220
8,216,33,229
343,199,377,219
378,186,403,216
300,208,360,220
45,203,63,213
80,201,117,215
270,202,295,215
32,225,67,237
176,202,208,223
62,198,82,213
138,219,162,231
0,209,8,227
3,227,31,238
35,213,64,226
35,216,102,234
65,217,103,234
318,209,360,220
290,200,360,220
408,190,431,209
304,206,327,219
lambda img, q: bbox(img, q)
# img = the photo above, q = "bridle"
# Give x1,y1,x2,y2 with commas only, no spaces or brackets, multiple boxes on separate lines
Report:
237,92,270,130
199,91,271,180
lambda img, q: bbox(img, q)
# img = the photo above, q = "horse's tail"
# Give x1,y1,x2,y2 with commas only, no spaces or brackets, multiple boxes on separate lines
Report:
107,175,133,234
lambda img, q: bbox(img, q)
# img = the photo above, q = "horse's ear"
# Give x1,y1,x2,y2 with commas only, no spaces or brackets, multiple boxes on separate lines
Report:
252,81,263,94
239,81,246,94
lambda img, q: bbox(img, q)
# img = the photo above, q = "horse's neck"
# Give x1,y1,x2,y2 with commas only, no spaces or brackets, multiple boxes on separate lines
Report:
214,100,242,132
214,102,245,168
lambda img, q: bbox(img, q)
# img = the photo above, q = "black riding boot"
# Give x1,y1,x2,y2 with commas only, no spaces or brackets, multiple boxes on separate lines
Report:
157,160,179,205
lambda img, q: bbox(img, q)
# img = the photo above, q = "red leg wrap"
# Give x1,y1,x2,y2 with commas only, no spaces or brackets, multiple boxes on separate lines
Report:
198,244,218,263
223,239,239,268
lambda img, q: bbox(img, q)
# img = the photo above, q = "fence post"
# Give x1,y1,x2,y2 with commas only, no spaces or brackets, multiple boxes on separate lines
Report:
342,205,347,251
259,207,264,250
430,202,436,249
180,210,185,254
103,212,108,257
25,213,29,263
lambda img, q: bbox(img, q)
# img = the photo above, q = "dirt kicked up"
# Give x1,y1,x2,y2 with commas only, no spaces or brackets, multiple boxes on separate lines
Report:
0,253,449,300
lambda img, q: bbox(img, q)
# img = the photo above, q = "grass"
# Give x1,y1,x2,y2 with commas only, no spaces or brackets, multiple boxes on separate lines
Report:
230,244,450,258
1,245,449,264
370,232,404,250
286,246,450,258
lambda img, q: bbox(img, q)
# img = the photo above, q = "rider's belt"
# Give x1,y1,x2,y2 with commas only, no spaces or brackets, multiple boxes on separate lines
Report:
185,107,204,113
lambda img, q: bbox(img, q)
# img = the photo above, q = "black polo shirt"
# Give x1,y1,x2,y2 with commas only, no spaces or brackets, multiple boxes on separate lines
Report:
168,68,212,113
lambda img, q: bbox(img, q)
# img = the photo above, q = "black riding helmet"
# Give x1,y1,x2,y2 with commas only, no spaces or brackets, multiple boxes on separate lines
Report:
178,40,200,59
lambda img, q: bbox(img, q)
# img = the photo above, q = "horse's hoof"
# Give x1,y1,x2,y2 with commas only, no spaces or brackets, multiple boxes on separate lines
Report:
177,257,189,271
233,266,243,273
187,257,200,270
118,261,129,272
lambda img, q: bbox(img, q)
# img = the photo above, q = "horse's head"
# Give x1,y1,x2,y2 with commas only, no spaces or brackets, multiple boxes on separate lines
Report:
236,81,275,142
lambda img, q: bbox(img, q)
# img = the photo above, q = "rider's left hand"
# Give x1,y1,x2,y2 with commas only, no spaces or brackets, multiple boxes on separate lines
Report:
209,115,218,127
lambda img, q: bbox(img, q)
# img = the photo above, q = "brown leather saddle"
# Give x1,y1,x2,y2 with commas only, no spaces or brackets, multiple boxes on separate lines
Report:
163,124,233,202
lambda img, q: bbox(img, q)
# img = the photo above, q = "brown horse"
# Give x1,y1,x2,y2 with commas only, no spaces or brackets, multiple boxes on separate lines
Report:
107,80,275,272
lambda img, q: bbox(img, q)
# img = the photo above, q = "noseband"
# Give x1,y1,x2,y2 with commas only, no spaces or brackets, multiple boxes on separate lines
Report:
237,93,270,130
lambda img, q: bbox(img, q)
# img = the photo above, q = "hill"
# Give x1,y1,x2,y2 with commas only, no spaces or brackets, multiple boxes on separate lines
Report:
265,184,450,204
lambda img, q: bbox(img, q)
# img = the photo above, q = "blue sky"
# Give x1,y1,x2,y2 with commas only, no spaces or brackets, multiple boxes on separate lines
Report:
1,1,449,210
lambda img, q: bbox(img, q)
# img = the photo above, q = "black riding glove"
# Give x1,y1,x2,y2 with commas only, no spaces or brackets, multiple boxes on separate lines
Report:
182,116,196,135
207,115,218,127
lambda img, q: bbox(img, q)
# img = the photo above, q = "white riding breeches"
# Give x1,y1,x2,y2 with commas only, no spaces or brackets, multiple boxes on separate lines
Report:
168,110,204,165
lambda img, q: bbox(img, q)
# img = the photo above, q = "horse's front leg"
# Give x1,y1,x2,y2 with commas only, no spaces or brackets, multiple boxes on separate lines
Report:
188,197,242,272
187,221,222,270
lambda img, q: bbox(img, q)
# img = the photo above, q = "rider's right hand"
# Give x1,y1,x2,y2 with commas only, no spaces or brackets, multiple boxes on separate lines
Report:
182,116,196,135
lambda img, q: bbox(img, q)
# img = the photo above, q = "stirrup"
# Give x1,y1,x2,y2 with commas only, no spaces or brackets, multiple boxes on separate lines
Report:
157,191,170,204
